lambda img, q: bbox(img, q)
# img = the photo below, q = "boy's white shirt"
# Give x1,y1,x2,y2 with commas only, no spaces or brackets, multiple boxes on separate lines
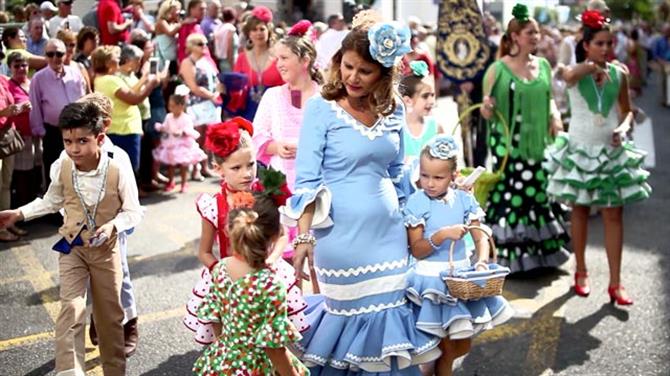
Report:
18,136,143,233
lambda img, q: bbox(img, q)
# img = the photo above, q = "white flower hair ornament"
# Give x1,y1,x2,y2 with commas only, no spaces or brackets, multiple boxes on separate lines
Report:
174,84,191,97
428,135,459,160
367,22,412,68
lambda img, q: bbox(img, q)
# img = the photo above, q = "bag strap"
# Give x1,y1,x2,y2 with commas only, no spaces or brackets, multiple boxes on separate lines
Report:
10,79,29,96
448,224,496,275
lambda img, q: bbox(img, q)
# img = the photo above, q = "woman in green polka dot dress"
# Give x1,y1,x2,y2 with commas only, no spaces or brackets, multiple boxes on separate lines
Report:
480,5,570,273
193,192,309,376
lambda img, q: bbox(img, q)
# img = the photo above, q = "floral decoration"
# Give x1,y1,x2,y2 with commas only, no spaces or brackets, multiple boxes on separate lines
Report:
205,117,254,159
367,22,411,68
251,6,273,23
230,191,256,210
258,168,292,207
428,135,459,160
410,60,429,78
288,20,312,37
581,10,606,29
511,4,530,22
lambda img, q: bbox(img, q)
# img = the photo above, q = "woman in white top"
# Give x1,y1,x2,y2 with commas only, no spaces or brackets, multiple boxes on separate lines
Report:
212,7,238,74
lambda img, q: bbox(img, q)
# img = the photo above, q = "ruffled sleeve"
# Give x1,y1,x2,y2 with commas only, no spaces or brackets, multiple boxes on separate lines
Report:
196,193,218,229
457,190,485,224
254,275,302,349
197,263,224,323
402,190,431,228
387,101,408,204
279,97,333,228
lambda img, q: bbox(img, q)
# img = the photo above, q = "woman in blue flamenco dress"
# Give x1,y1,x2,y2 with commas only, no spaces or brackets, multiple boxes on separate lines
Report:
281,11,441,375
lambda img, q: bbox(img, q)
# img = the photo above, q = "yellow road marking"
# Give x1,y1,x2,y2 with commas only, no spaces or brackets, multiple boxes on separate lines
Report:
12,245,60,323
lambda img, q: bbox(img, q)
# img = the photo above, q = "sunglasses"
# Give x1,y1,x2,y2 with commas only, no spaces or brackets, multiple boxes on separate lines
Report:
12,63,28,69
45,51,65,58
195,42,206,47
67,43,76,48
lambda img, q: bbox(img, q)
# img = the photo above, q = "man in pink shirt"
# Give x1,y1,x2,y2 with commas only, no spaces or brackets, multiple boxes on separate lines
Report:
98,0,131,46
177,0,211,63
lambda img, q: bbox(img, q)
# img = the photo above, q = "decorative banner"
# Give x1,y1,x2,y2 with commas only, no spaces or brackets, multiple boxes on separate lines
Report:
436,0,490,82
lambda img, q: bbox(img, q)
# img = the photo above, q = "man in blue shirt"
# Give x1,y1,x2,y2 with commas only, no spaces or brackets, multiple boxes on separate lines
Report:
26,17,48,56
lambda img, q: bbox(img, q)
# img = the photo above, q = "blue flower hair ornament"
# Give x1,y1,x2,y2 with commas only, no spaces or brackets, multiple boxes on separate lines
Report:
409,60,429,78
427,135,459,160
368,22,412,68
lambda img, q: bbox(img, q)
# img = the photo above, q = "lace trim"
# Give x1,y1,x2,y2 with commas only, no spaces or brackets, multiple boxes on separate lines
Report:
315,257,408,277
319,273,407,301
325,298,407,316
328,100,386,140
382,343,414,353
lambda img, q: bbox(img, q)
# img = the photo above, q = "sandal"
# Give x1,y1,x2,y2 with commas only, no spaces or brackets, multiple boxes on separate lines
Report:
8,225,28,236
0,229,19,242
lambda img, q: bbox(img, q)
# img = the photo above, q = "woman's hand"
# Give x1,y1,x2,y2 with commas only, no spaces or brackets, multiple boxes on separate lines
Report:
441,224,468,241
293,242,314,286
481,96,496,120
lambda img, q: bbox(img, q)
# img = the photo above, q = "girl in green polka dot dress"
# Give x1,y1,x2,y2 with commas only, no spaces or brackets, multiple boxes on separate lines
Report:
480,5,571,273
193,191,309,376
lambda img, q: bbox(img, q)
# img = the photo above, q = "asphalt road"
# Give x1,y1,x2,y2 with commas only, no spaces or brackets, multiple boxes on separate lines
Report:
1,74,668,376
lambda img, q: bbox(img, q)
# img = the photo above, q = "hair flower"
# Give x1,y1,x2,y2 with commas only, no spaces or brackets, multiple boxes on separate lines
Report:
258,168,292,207
174,84,190,96
251,6,273,23
581,10,606,29
288,20,312,37
511,4,530,22
428,135,459,160
205,117,254,159
230,191,256,210
409,60,429,78
367,22,411,68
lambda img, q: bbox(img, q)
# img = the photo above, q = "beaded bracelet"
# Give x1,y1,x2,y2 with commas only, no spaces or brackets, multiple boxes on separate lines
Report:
427,232,439,250
292,233,316,249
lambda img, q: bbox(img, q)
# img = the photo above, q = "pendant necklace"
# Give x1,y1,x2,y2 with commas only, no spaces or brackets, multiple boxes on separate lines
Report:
72,157,110,232
591,74,606,127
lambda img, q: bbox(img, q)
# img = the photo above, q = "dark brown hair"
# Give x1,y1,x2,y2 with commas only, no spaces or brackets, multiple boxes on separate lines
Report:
321,28,398,116
242,15,275,50
227,193,280,269
76,26,98,52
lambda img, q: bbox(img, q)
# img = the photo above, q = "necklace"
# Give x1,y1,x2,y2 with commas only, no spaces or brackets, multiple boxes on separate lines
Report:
71,157,110,231
591,76,606,127
249,49,268,102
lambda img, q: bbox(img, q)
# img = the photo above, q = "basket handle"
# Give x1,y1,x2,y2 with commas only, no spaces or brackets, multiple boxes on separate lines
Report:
448,224,497,274
450,103,511,177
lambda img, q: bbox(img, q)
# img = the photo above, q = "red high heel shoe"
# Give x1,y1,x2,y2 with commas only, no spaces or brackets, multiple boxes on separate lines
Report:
574,271,590,297
608,285,633,306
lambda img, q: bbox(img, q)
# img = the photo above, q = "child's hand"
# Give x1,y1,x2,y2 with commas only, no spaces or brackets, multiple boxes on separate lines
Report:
474,260,489,271
93,223,115,243
441,224,468,241
0,209,22,229
453,175,474,193
277,142,297,160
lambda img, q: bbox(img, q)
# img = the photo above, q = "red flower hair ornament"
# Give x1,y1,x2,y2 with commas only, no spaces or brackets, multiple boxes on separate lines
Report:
251,6,273,23
205,117,254,159
581,10,607,30
288,20,312,37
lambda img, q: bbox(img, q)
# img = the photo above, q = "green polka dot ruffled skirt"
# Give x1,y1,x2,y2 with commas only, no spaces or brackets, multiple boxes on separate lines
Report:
486,122,571,273
544,133,652,207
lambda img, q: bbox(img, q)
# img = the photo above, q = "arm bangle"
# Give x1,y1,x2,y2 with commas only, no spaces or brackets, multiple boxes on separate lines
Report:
427,232,439,250
292,233,316,248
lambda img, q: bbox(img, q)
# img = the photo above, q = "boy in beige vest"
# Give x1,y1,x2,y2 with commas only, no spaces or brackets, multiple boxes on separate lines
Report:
0,102,143,375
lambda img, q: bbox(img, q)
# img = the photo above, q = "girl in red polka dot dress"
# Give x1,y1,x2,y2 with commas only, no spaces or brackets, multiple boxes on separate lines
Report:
193,191,309,375
183,117,309,345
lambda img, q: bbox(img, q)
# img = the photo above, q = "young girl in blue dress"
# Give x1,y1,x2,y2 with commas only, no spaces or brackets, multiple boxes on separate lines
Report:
403,135,514,376
400,60,444,163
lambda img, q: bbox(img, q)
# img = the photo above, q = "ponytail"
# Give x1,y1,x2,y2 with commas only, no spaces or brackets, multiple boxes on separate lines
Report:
498,33,513,59
498,17,536,59
227,194,281,269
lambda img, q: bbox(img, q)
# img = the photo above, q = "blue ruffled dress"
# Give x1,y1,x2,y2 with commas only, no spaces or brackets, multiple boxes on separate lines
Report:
403,189,514,339
281,96,441,375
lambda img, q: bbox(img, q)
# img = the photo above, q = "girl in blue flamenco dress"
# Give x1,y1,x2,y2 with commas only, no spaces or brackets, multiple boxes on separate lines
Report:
403,136,514,375
282,11,441,376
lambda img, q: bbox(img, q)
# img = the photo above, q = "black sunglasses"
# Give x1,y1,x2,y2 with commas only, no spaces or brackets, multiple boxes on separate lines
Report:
12,63,28,68
195,42,206,47
45,51,65,58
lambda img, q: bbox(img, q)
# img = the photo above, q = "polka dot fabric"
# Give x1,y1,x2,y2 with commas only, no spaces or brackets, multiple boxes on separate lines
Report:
192,260,309,375
486,116,571,273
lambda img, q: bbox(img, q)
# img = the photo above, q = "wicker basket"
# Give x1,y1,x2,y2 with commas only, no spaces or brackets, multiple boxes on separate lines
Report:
444,225,508,300
451,103,511,208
